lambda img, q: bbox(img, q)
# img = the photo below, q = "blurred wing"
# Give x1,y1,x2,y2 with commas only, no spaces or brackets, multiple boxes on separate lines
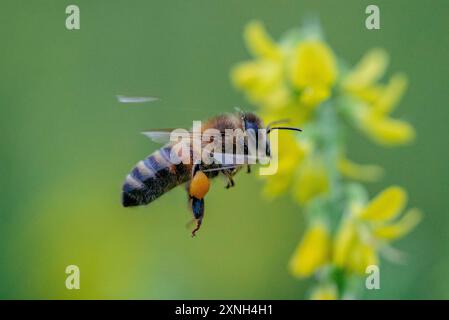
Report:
141,129,248,145
141,129,208,144
117,95,159,103
141,129,179,144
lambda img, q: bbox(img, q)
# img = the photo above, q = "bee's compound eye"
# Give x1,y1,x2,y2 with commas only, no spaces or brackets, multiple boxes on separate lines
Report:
189,171,210,199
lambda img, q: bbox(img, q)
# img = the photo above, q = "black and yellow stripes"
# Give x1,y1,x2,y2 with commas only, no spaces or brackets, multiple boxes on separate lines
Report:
122,146,190,207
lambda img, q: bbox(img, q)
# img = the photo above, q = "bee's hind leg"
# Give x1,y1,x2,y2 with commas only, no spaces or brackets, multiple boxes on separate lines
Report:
247,165,251,174
191,217,203,237
186,165,210,237
189,197,204,237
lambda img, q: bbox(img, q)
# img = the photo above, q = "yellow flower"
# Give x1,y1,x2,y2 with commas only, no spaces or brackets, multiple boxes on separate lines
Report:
333,219,379,275
358,107,416,146
338,154,384,182
292,156,329,204
372,208,422,240
290,40,337,107
260,128,329,206
232,22,338,111
231,20,420,300
310,283,338,300
342,49,415,146
289,222,331,278
333,186,421,274
243,21,281,60
262,133,311,198
372,73,408,114
333,218,380,275
342,48,388,94
358,186,422,240
333,218,358,268
260,126,329,206
358,186,407,221
231,21,291,110
346,240,379,275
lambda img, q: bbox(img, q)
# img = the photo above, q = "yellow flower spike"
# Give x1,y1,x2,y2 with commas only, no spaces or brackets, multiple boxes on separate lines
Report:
373,73,408,114
277,146,305,174
292,157,329,204
298,85,331,107
261,84,292,110
358,186,407,222
231,60,282,100
291,40,337,88
342,48,389,91
347,240,379,275
230,23,421,295
244,21,282,60
350,84,384,104
262,134,309,198
261,103,312,126
262,174,293,198
310,283,338,300
290,40,337,107
338,156,384,182
289,222,330,278
333,218,358,268
361,242,379,269
362,112,416,146
374,208,423,240
231,62,260,89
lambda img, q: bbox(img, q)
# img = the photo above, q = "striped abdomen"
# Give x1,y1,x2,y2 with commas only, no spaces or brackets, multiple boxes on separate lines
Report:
122,146,191,207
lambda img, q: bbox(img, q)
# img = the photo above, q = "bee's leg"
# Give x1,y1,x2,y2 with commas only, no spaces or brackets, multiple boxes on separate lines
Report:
247,165,251,174
191,217,203,237
223,171,235,189
187,164,209,237
189,196,204,237
225,177,235,189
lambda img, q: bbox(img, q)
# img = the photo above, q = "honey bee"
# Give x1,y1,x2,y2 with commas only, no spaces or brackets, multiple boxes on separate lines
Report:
121,110,301,236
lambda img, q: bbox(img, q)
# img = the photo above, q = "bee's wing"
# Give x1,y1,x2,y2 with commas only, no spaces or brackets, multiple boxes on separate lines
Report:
141,129,210,145
117,95,159,103
141,129,182,144
141,129,247,144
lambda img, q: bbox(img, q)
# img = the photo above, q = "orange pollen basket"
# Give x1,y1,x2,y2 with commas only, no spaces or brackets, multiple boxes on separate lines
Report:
189,171,210,199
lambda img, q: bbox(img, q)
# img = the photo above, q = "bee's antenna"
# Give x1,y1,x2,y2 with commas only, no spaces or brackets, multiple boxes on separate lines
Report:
267,126,303,134
266,118,291,129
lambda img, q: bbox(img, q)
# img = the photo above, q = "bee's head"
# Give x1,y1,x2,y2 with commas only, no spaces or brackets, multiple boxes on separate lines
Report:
242,112,264,132
240,111,302,159
240,112,268,158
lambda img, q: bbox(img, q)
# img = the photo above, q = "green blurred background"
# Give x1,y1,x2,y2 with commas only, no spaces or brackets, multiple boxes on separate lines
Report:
0,0,448,299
